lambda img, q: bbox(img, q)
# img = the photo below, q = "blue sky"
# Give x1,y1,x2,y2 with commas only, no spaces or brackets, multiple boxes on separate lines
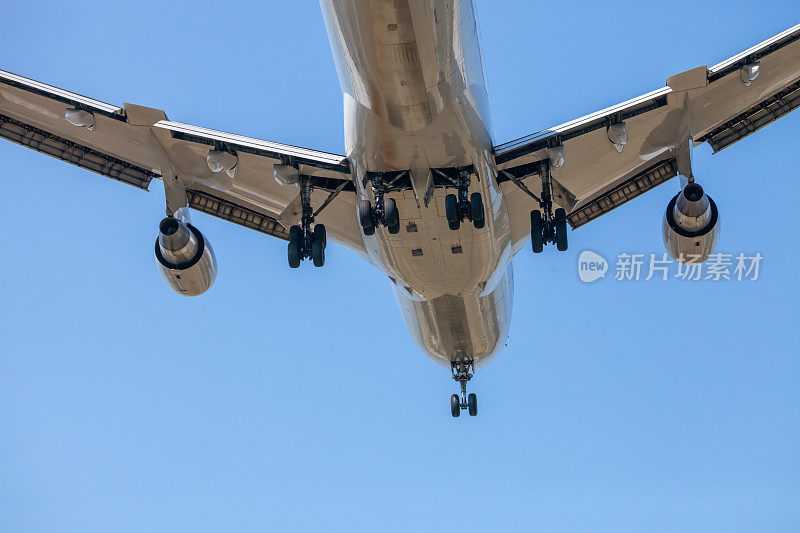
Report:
1,2,798,532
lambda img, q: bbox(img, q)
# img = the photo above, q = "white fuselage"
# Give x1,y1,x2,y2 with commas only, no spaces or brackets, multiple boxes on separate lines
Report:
321,0,513,368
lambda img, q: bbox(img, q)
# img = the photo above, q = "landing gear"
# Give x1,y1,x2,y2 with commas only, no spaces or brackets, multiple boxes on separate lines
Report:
470,192,486,229
358,199,375,235
467,393,477,416
288,225,303,268
554,207,568,251
450,394,461,417
288,176,327,268
530,207,568,253
359,174,401,235
530,162,568,253
445,193,460,230
444,170,485,231
450,360,477,417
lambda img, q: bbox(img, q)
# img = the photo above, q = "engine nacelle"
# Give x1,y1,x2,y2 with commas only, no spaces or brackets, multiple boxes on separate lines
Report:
663,183,720,263
155,217,217,296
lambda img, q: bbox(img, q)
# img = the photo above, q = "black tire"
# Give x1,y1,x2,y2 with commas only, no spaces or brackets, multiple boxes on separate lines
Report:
288,225,303,268
384,197,399,227
531,210,544,253
313,224,327,249
387,222,400,235
450,394,461,418
311,238,325,267
363,224,375,236
554,208,568,252
358,199,374,229
448,219,461,231
467,393,477,416
445,194,459,223
470,192,485,229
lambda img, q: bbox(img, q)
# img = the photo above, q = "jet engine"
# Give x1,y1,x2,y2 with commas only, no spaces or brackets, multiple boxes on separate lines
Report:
662,182,719,263
155,217,217,296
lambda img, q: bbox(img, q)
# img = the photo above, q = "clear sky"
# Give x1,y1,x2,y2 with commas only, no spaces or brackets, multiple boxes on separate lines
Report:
1,2,798,532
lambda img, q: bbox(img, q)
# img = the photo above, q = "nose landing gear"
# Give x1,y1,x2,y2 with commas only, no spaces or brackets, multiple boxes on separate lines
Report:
450,360,477,417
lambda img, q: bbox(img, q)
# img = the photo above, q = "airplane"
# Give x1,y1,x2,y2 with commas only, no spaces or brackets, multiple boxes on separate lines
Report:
0,2,798,417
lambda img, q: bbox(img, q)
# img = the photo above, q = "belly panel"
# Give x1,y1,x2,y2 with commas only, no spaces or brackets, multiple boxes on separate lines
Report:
394,264,513,367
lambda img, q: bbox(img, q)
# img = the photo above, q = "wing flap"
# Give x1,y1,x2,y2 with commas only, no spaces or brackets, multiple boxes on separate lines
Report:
0,112,156,189
567,158,677,229
0,73,166,183
187,188,290,241
696,78,800,152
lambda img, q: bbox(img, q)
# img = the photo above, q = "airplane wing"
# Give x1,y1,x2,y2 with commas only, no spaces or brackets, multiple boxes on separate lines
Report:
0,68,365,255
494,23,800,254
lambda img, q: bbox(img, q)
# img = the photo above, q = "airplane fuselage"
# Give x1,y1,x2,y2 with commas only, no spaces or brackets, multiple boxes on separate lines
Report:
321,0,513,368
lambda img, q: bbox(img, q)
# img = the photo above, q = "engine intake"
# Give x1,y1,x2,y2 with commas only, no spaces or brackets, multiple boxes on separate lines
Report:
155,217,217,296
662,183,719,263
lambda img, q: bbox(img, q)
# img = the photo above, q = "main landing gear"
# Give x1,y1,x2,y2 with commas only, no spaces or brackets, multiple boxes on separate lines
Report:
503,157,570,253
288,176,327,268
358,173,400,235
530,206,568,253
506,160,568,253
530,161,568,253
450,360,477,417
444,170,485,231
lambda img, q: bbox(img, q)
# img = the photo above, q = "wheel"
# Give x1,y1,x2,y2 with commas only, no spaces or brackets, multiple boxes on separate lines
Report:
467,393,477,416
358,199,374,229
530,210,544,253
448,219,461,231
387,222,400,235
554,208,568,251
384,197,399,227
313,224,327,249
311,238,325,267
470,192,485,229
445,194,459,223
363,224,375,236
450,394,461,417
288,225,303,268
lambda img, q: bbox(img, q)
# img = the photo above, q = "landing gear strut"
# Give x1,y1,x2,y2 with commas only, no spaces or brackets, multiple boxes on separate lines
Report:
450,360,477,417
444,170,485,231
359,173,400,235
288,175,327,268
530,162,568,253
